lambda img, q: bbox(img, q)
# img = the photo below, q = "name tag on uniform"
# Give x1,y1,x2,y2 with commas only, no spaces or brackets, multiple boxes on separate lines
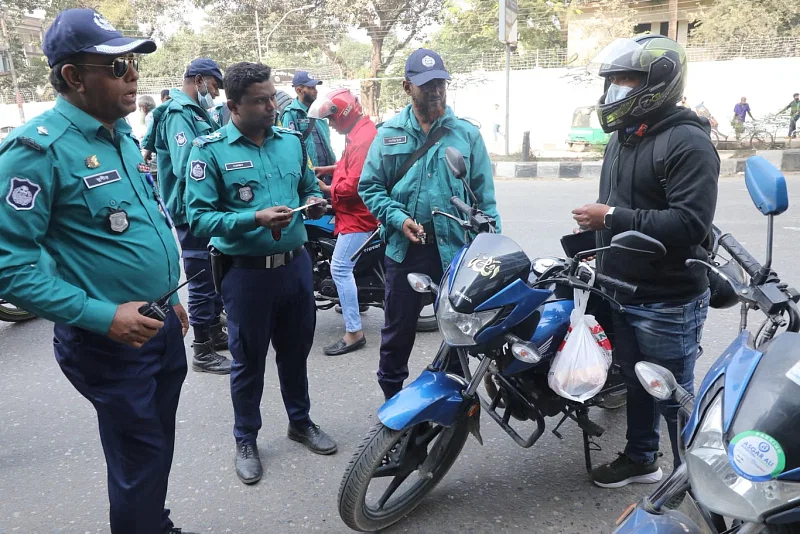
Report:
297,118,310,124
83,170,121,189
225,161,254,171
384,136,407,146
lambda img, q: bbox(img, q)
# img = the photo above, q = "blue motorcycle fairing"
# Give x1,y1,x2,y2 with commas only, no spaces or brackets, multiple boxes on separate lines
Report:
378,370,467,431
304,214,335,233
682,331,762,444
613,505,703,534
447,245,469,292
474,279,552,344
502,299,574,376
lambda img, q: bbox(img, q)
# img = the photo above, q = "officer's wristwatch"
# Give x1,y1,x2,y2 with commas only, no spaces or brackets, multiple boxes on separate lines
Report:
604,207,615,230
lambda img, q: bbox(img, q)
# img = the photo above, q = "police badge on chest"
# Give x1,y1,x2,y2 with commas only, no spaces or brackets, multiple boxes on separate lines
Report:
107,208,129,234
238,185,254,202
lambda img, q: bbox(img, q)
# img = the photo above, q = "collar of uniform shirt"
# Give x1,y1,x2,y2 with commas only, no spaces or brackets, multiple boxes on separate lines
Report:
406,104,451,138
54,96,132,141
224,119,276,145
168,88,213,122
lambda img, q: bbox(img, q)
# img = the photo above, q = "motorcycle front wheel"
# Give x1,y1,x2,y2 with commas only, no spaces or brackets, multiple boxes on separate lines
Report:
0,300,36,323
338,420,469,532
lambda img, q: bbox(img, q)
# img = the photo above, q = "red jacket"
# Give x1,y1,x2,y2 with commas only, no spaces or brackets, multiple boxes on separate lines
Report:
330,116,379,235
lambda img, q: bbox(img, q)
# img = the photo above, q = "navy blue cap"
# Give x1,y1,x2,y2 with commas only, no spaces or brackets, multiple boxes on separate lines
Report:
292,71,322,87
184,58,224,87
43,9,156,67
405,49,451,86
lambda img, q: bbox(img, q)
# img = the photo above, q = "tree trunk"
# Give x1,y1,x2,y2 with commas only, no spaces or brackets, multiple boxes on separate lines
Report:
668,0,678,40
361,36,384,118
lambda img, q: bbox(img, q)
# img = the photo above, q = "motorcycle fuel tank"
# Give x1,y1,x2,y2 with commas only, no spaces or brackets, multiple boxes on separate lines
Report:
448,233,531,314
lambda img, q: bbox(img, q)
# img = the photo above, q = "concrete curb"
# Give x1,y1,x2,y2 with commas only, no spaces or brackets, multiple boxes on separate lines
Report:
492,149,800,179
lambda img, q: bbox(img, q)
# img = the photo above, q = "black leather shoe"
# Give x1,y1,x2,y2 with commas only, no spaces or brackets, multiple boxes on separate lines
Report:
234,442,262,484
167,529,199,534
288,423,337,455
323,336,366,356
210,319,228,351
192,340,232,374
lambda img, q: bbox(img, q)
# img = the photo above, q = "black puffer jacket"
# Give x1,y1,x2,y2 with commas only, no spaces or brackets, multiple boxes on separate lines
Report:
596,107,720,304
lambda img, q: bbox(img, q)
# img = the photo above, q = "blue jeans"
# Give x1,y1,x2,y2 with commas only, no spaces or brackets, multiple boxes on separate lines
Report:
614,289,710,467
331,231,372,333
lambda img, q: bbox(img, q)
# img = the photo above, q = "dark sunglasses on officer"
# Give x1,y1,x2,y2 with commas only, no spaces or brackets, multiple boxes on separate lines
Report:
73,54,140,78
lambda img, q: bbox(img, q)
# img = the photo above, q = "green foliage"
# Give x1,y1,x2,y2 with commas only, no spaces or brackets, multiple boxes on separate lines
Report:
689,0,800,42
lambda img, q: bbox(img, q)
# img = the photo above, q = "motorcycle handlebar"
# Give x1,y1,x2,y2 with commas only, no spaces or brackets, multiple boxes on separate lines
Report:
718,233,763,278
450,196,473,217
595,273,638,295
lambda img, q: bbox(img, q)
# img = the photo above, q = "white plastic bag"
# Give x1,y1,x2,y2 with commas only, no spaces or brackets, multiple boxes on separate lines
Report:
547,283,613,403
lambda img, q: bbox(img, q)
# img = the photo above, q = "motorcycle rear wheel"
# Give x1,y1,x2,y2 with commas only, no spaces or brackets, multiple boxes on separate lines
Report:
338,420,468,532
0,300,36,323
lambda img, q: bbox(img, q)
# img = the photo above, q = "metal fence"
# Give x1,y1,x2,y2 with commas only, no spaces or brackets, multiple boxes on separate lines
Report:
2,36,798,104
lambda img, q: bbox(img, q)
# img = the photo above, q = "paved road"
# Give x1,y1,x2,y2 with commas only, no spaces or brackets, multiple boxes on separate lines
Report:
2,176,800,534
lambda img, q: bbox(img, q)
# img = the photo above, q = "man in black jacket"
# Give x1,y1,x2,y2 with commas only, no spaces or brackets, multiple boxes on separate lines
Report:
572,35,719,489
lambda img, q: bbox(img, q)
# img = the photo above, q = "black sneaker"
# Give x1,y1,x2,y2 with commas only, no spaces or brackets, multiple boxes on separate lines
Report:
591,453,663,489
210,319,229,351
192,340,232,374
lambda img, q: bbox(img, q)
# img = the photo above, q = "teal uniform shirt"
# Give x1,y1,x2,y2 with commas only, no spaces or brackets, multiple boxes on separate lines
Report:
155,88,216,226
185,121,322,256
141,102,168,152
358,104,501,272
0,97,182,334
280,98,336,167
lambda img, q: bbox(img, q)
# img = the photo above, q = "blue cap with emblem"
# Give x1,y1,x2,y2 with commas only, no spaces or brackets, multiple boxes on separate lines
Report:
292,71,322,87
405,48,451,86
185,58,224,88
43,9,156,67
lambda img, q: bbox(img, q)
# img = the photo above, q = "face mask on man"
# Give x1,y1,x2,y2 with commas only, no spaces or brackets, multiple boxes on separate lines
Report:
605,84,634,105
197,78,215,109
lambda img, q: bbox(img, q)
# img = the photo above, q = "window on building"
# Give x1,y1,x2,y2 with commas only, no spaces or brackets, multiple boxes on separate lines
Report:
660,21,670,36
634,22,652,34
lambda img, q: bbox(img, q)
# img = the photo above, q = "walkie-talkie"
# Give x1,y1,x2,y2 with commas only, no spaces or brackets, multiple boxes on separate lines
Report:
138,270,205,320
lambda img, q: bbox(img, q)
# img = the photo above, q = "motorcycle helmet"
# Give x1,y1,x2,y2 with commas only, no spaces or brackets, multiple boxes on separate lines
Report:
708,259,745,309
592,34,687,132
307,88,363,134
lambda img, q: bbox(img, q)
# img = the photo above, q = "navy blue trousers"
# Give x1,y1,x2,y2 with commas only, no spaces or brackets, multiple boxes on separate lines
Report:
54,312,187,534
175,224,223,329
222,250,315,445
379,243,444,399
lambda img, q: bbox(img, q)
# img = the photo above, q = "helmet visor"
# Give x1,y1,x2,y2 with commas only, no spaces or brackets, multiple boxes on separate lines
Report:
307,96,337,120
589,38,656,77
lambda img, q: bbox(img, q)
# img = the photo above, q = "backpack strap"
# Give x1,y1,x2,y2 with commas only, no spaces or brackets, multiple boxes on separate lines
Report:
652,128,672,192
387,127,449,194
302,118,317,141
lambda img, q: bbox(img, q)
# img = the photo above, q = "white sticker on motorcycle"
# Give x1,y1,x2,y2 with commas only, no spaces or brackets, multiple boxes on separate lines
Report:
786,361,800,388
728,430,786,482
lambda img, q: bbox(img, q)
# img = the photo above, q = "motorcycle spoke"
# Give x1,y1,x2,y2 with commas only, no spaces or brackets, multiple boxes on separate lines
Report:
376,472,411,510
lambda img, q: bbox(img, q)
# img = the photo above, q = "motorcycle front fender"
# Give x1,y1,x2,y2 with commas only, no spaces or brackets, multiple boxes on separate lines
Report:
613,505,705,534
378,370,467,431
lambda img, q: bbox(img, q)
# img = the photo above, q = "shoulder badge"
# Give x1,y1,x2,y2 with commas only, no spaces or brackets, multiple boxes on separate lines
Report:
17,136,45,152
190,160,207,181
175,131,187,146
6,177,41,211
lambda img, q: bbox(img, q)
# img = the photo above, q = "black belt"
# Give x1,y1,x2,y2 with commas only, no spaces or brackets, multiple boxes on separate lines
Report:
229,246,305,269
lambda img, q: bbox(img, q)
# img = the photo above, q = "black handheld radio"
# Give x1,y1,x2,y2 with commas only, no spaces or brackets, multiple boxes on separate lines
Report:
138,270,205,320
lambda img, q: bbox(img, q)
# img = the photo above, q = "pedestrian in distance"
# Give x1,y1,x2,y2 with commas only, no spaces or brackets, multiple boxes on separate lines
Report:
780,92,800,139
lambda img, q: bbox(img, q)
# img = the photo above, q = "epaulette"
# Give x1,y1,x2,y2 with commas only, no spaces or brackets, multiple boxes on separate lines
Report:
192,131,224,147
458,117,482,129
7,112,70,152
275,126,301,137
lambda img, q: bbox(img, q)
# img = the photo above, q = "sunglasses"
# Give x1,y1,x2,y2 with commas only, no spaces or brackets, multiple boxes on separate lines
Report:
73,56,140,78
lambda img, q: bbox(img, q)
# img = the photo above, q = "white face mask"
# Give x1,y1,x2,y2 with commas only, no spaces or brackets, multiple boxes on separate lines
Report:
605,84,634,105
197,79,215,109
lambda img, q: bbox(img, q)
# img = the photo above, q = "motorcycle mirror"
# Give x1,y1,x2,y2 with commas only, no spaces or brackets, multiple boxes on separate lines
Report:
634,362,677,401
610,231,666,260
445,147,467,179
407,273,436,294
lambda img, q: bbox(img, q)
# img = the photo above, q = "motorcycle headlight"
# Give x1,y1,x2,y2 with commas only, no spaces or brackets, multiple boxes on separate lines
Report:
686,392,800,522
436,281,500,347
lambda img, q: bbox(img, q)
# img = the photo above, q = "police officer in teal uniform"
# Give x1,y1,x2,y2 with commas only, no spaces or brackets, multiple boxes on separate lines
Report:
280,71,337,195
185,62,338,486
359,48,501,400
155,58,231,373
0,9,192,533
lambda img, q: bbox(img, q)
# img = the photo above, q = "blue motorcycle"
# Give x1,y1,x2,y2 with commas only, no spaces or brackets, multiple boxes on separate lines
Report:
614,156,800,533
337,147,666,532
